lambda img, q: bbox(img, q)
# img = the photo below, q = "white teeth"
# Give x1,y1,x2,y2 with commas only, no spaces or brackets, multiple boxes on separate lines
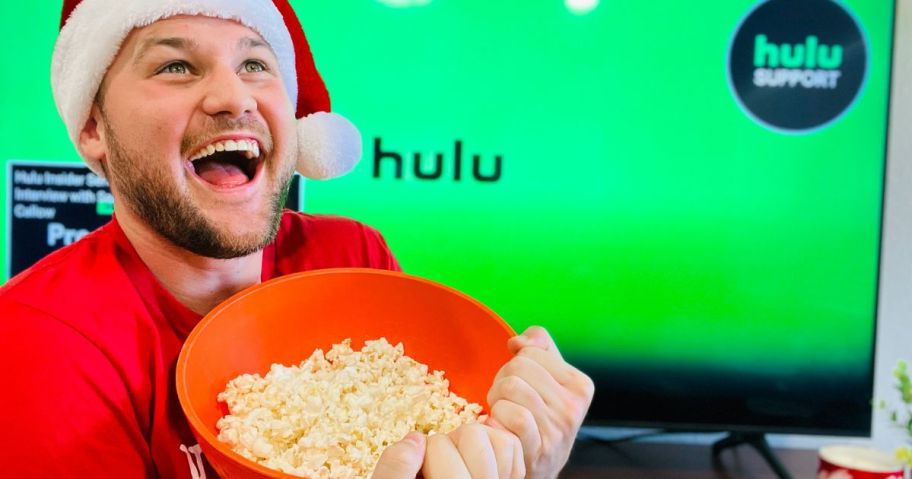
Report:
190,139,262,162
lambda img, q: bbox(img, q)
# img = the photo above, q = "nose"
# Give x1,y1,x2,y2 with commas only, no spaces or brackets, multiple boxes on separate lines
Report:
200,66,257,119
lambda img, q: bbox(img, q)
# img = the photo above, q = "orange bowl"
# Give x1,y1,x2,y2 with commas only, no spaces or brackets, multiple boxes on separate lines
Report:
176,268,516,479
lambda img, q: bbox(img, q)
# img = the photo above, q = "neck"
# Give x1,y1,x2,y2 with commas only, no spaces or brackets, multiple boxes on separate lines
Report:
117,210,263,316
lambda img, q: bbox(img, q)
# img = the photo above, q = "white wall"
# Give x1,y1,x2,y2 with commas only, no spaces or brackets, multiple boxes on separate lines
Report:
864,0,912,454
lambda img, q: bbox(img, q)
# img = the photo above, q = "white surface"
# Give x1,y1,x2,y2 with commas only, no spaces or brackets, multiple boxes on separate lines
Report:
858,0,912,455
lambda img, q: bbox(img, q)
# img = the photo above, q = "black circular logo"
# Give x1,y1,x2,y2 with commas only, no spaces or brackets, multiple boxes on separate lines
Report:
727,0,867,133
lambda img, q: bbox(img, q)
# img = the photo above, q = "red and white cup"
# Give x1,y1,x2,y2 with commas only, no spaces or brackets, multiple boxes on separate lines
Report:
818,445,905,479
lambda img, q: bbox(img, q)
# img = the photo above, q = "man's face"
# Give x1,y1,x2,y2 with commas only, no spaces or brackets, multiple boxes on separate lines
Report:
94,15,296,258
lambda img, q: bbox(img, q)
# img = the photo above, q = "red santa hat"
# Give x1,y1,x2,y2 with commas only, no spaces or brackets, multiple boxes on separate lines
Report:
52,0,361,180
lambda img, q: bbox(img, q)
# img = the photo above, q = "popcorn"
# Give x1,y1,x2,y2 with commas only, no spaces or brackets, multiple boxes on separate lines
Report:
216,338,484,478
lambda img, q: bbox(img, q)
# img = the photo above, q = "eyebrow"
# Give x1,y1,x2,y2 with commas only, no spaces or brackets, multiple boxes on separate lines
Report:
132,36,273,65
238,36,272,52
133,37,199,65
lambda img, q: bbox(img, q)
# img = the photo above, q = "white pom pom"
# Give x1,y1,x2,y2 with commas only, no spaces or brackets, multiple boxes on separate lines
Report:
296,112,362,179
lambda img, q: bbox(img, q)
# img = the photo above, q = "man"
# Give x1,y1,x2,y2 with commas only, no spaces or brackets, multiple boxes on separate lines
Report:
0,1,594,477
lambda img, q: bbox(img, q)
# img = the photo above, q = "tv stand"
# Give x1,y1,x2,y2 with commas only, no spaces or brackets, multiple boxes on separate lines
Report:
712,432,793,479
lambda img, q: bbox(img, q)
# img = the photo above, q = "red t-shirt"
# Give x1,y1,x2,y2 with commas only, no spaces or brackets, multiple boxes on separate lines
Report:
0,210,400,478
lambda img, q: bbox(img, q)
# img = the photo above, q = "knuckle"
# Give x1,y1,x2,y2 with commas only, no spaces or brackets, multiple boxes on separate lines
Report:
487,388,499,407
489,424,514,445
376,443,420,474
585,378,596,400
384,450,413,468
511,413,535,437
527,325,548,338
514,354,539,370
493,401,532,434
460,422,486,439
560,392,583,416
516,347,538,359
426,432,451,450
577,371,596,400
503,356,530,376
542,422,568,450
500,375,528,398
495,362,512,379
501,359,519,376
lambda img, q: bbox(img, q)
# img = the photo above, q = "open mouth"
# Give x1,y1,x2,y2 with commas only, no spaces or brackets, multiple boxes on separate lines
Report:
189,139,262,188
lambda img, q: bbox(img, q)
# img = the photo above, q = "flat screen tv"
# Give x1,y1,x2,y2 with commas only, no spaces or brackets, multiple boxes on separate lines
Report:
1,0,894,442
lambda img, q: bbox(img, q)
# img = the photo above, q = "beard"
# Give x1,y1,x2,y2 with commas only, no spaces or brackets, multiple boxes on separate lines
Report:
102,117,294,259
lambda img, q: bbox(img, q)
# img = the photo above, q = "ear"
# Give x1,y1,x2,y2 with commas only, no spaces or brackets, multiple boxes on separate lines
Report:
78,104,106,164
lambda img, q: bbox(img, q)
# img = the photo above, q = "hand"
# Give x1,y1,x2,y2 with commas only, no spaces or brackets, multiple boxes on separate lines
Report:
486,326,595,479
372,432,425,479
372,424,525,479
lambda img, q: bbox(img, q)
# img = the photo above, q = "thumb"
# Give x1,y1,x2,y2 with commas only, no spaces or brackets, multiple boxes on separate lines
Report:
508,326,561,358
372,432,427,479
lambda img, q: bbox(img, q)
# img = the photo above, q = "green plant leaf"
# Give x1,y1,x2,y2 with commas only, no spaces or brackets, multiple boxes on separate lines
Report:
898,446,912,467
894,360,912,404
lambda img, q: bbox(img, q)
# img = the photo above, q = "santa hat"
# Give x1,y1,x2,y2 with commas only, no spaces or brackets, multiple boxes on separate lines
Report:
51,0,361,180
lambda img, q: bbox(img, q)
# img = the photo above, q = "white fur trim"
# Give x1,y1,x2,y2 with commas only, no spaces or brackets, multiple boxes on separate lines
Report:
296,112,362,179
51,0,297,176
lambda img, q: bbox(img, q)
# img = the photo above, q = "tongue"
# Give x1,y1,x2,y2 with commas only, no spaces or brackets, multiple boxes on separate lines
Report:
194,160,248,187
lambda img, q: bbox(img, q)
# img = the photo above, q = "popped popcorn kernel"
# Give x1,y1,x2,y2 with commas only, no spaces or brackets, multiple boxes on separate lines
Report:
216,338,484,478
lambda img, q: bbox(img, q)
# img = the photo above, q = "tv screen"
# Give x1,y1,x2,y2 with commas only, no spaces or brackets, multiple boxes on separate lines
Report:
1,0,894,436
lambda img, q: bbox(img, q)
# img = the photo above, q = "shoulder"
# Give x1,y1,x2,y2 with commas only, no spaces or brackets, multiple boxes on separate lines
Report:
1,222,122,316
0,221,155,355
279,209,394,239
0,224,162,449
268,210,401,274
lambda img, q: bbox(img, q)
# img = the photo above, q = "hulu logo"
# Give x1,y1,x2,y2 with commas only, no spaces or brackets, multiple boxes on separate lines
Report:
753,35,843,69
373,137,503,182
729,0,866,131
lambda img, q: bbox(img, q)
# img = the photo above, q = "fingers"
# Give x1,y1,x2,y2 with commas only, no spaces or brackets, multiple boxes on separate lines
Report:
499,333,595,437
509,429,526,479
423,433,472,479
449,423,525,479
421,424,525,479
372,432,427,479
514,346,593,394
507,326,561,358
493,354,564,408
443,424,498,479
488,399,542,472
492,325,596,479
487,373,556,443
507,326,594,400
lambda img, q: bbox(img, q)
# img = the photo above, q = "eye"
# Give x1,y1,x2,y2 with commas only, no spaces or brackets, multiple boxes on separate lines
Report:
157,61,189,75
243,60,268,73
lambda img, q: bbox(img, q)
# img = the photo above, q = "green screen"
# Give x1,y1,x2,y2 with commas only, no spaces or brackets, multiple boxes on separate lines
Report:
1,0,893,433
